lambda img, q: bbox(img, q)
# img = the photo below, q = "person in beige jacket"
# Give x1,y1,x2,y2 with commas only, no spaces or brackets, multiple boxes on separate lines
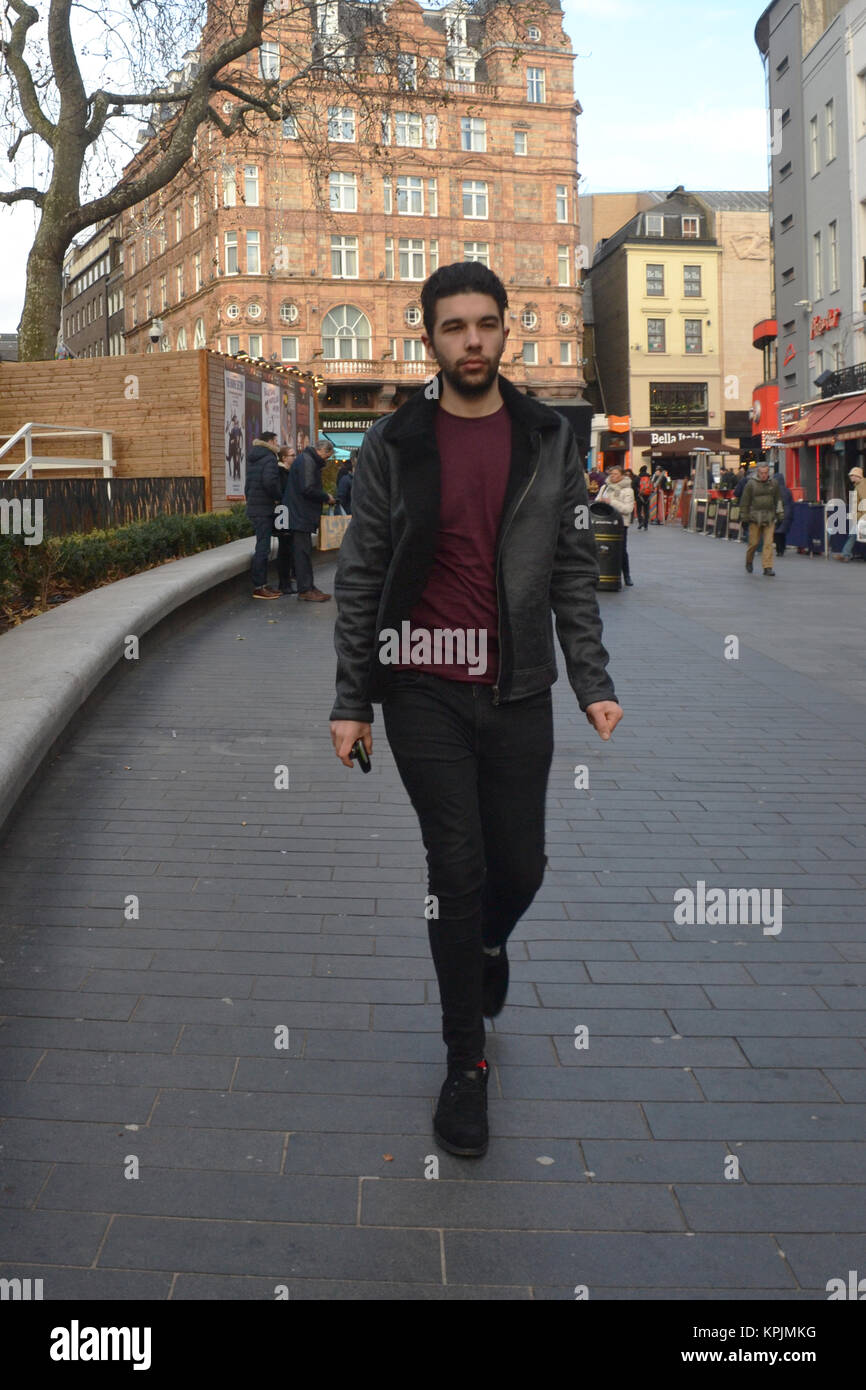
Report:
836,466,866,561
597,465,635,586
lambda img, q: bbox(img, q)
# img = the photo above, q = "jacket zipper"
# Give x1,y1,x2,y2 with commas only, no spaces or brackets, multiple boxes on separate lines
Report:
492,430,542,706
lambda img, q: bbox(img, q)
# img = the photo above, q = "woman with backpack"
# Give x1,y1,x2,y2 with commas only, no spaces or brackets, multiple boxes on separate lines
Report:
636,466,652,530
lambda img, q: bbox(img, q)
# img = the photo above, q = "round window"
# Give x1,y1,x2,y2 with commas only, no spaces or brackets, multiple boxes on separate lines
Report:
225,303,240,320
281,301,299,323
521,310,538,331
247,302,262,319
528,26,541,41
557,311,571,329
405,306,422,326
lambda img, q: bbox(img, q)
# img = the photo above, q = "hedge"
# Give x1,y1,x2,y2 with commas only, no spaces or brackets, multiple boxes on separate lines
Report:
0,504,254,620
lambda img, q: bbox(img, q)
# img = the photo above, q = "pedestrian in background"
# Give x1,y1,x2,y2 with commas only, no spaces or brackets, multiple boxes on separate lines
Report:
741,462,783,576
282,436,337,601
275,445,298,595
650,465,671,524
597,464,635,586
336,452,356,515
772,468,794,559
635,465,652,530
835,465,866,561
244,430,282,599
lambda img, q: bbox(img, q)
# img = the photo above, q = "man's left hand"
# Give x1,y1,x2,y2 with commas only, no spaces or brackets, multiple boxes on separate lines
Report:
585,701,623,741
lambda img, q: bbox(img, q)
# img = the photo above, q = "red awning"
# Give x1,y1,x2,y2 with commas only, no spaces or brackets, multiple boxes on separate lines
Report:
779,399,839,441
808,392,866,439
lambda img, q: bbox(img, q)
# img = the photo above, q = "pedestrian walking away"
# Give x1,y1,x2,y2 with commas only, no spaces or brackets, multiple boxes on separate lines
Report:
772,468,794,559
282,437,337,601
635,465,652,529
597,464,636,585
328,262,623,1159
275,445,298,594
244,430,282,599
741,462,784,576
835,466,866,561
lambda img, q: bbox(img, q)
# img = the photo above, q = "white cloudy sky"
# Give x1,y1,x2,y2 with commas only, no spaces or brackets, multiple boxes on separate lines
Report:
0,0,769,334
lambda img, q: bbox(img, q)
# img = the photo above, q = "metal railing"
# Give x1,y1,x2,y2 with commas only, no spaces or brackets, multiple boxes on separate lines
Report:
0,423,116,480
820,362,866,399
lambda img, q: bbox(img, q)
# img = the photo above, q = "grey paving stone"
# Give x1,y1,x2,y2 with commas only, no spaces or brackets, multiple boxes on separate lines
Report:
675,1185,866,1233
497,1065,698,1101
233,1058,444,1096
0,1158,53,1207
668,1009,866,1037
0,1118,285,1171
0,1264,173,1300
0,1047,43,1080
691,1069,839,1102
151,1089,433,1135
133,997,370,1028
0,1082,157,1123
33,1051,236,1089
252,977,425,1003
0,989,138,1020
0,1019,180,1052
281,1132,584,1180
170,1275,532,1299
581,1141,735,1183
781,1235,866,1291
0,1211,110,1265
644,1102,866,1142
99,1216,442,1282
552,1036,749,1068
536,983,712,1009
362,1179,684,1231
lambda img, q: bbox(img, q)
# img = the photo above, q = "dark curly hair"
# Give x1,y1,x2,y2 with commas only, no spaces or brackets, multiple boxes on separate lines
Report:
421,262,508,338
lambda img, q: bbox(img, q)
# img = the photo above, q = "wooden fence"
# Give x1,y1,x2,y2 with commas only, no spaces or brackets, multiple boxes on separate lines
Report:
0,476,206,535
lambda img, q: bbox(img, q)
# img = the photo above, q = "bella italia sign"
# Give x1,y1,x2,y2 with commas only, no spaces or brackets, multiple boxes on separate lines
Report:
632,429,723,448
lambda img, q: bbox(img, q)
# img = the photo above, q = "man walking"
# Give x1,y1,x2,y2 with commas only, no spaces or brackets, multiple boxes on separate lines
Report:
328,263,622,1157
282,436,337,602
244,430,282,599
741,461,784,576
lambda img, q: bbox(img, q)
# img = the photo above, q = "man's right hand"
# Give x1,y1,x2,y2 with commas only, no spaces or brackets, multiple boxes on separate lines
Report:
330,720,372,768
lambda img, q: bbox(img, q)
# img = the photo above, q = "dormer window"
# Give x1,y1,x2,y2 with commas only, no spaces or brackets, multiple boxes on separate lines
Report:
527,26,541,41
645,214,664,236
682,215,700,238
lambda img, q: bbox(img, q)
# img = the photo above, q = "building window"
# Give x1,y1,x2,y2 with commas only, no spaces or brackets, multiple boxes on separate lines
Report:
559,341,571,365
281,336,299,360
244,165,260,205
462,180,488,218
130,292,137,325
522,342,538,364
461,116,486,151
528,25,541,40
328,106,355,142
246,230,261,274
331,234,359,278
646,263,664,295
521,309,538,330
225,230,238,275
247,301,262,319
398,237,425,279
514,129,527,156
282,115,298,139
397,175,424,215
683,265,702,296
776,55,789,76
810,114,819,174
781,265,795,283
380,112,392,146
779,160,792,179
526,67,545,102
194,252,202,291
684,319,702,353
403,339,425,360
464,241,489,267
227,333,240,354
454,61,475,82
555,184,568,223
385,236,394,279
322,304,371,359
649,381,708,426
405,305,422,326
175,208,182,243
394,111,422,147
281,301,299,323
226,303,240,320
425,56,440,78
825,98,836,161
557,310,571,329
645,214,664,236
682,216,700,238
383,177,392,214
427,178,438,216
260,41,280,80
647,318,666,353
176,264,184,300
557,245,570,286
430,238,439,271
193,317,206,347
222,165,237,207
144,284,152,316
249,334,262,358
397,52,417,90
192,195,200,230
425,115,438,148
829,220,839,292
813,230,823,299
329,171,358,212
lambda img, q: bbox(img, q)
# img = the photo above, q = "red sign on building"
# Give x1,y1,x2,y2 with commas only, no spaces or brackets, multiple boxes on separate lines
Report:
810,308,842,339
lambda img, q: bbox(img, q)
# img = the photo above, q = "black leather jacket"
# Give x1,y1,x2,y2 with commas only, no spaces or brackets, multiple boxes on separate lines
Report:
329,373,617,723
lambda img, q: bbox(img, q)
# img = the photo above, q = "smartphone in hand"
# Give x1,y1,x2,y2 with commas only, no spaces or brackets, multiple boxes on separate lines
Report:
349,739,371,773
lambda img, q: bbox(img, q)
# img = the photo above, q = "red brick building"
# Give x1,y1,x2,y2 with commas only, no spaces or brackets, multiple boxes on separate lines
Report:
121,0,586,433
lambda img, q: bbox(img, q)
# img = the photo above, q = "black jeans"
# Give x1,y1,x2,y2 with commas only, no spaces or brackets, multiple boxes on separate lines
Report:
621,526,631,582
276,531,296,589
382,672,554,1067
290,529,315,593
636,495,650,529
250,515,274,588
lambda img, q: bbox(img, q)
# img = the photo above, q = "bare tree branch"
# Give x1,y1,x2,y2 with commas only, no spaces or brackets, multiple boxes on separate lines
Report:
0,184,45,204
2,0,57,142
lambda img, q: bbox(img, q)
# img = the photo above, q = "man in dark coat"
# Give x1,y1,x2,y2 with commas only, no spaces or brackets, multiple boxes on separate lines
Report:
282,437,336,601
244,431,282,599
772,469,794,557
741,462,784,576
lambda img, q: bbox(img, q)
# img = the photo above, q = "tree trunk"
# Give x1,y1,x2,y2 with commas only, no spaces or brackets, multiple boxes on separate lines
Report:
18,214,71,362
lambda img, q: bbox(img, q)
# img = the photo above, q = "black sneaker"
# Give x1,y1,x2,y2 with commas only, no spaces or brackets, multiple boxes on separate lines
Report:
763,568,776,577
433,1060,489,1157
482,947,509,1018
745,560,753,573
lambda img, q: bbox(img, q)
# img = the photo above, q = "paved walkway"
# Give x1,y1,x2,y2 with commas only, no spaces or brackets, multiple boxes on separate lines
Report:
1,528,864,1300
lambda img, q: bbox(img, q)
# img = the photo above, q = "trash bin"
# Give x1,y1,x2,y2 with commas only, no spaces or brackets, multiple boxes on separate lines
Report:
590,501,623,592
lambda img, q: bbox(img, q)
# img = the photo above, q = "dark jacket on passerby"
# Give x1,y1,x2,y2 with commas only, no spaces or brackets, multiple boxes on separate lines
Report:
329,371,617,724
740,475,784,527
720,468,738,493
244,439,281,518
734,470,752,501
336,469,353,513
773,473,794,534
282,445,332,532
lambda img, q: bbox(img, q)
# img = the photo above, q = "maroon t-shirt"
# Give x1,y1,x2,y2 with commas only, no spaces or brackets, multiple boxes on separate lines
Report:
394,402,511,684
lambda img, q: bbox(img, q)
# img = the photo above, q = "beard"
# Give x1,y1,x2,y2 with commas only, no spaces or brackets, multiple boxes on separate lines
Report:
438,352,501,398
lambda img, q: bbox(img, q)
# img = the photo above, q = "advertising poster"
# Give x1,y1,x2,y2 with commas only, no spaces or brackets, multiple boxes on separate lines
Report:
224,370,246,501
262,380,281,439
295,380,311,456
245,375,262,463
280,384,297,459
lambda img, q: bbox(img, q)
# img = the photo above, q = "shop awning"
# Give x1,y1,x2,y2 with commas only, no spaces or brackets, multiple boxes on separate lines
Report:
322,429,367,459
806,391,866,440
